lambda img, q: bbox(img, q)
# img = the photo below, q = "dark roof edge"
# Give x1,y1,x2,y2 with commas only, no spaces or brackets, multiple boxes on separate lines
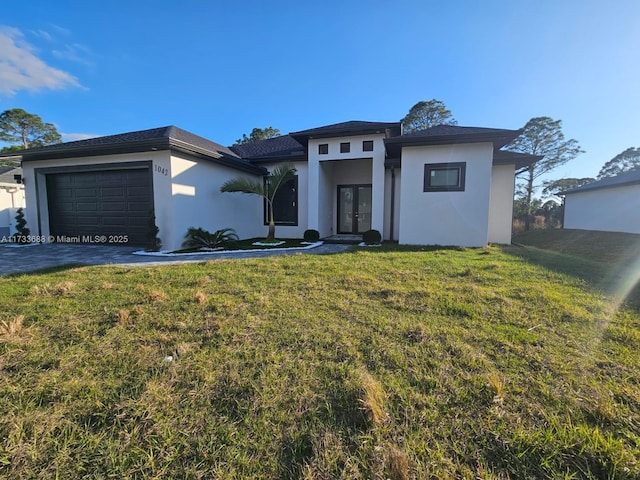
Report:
560,178,640,195
385,130,520,147
17,139,171,162
16,138,265,175
493,151,542,169
290,122,401,143
249,154,307,165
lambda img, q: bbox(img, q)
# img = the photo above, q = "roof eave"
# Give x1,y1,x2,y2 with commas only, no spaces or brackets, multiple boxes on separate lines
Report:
16,138,265,175
248,153,307,164
17,138,172,162
290,123,401,145
560,179,640,195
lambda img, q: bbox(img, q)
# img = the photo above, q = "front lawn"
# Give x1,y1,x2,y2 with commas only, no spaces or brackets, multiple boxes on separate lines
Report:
513,228,640,306
1,246,639,478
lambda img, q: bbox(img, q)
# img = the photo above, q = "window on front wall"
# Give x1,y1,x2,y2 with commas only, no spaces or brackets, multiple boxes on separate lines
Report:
423,162,466,192
362,140,374,151
318,143,328,155
340,142,350,153
264,176,298,225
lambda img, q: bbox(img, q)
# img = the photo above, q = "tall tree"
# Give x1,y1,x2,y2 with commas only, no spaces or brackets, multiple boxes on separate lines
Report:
233,126,281,146
506,117,583,230
0,108,62,149
542,177,595,199
401,99,457,133
597,147,640,179
220,163,296,241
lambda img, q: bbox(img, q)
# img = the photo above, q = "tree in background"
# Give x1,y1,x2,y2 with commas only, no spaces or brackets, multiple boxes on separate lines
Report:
220,163,296,241
506,117,583,230
401,99,457,132
597,147,640,179
233,127,281,146
0,108,62,150
541,177,595,200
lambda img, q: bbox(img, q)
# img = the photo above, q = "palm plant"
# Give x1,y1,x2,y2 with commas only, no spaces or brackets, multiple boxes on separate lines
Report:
220,164,296,241
182,227,239,250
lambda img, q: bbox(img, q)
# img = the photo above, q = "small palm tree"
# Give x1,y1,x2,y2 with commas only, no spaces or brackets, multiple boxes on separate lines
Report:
220,163,296,241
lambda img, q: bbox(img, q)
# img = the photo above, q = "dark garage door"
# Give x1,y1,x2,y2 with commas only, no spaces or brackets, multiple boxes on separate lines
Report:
47,168,153,245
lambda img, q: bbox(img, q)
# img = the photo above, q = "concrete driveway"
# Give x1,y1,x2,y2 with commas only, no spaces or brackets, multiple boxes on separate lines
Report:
0,242,352,276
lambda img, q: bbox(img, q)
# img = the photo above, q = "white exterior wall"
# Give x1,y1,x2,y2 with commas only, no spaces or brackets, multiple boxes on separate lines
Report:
254,161,308,239
487,164,516,244
307,134,386,237
0,183,25,238
563,184,640,234
21,151,170,246
168,153,263,249
398,143,494,247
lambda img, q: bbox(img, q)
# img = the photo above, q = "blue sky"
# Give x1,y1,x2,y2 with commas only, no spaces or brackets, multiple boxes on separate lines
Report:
1,0,638,192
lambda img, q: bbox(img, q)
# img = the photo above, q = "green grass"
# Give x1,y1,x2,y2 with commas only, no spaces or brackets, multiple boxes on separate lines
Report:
1,245,639,478
513,229,640,306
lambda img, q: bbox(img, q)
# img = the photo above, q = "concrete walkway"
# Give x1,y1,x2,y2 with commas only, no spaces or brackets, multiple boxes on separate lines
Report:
0,242,353,276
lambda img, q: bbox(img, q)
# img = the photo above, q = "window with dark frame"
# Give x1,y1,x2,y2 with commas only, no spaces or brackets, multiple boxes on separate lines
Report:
362,140,374,152
318,144,328,155
340,142,350,153
264,176,298,225
423,162,466,192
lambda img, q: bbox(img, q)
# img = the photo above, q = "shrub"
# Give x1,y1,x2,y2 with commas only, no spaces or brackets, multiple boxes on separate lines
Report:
303,229,320,242
182,227,239,250
13,207,30,244
363,229,382,245
146,210,161,251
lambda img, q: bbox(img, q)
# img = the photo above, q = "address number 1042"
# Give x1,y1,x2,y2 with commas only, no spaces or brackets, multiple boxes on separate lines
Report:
154,165,169,176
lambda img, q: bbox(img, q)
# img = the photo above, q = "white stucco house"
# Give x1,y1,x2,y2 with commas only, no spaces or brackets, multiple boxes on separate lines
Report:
0,121,537,250
561,170,640,234
0,166,26,239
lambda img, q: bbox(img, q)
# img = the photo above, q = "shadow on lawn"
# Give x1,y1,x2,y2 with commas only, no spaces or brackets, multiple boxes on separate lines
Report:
505,244,640,309
3,263,87,278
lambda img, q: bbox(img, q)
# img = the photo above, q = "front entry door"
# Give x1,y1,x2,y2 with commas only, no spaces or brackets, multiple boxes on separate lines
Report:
338,185,372,234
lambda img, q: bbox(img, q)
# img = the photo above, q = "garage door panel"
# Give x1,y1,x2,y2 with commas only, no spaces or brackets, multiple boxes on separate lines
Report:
127,201,152,212
76,203,99,212
75,187,99,198
101,187,125,197
127,185,151,196
102,216,127,226
47,167,153,245
102,202,126,212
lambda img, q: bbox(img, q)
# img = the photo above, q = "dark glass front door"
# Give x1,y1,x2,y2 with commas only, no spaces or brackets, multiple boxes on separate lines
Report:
337,185,372,234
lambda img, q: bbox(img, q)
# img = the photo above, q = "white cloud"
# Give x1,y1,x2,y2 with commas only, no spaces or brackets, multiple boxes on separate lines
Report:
30,29,52,41
52,43,93,66
61,132,101,142
0,26,81,96
48,24,71,37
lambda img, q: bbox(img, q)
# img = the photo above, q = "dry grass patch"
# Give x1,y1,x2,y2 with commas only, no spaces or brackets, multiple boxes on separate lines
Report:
194,291,207,304
358,370,388,428
116,309,130,326
0,315,28,341
146,289,167,302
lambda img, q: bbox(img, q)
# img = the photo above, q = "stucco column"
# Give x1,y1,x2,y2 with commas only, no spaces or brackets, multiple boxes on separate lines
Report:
370,151,385,234
307,155,320,231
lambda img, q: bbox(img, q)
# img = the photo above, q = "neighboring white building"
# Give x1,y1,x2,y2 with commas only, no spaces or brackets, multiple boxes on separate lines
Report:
561,170,640,234
1,121,537,250
0,166,26,239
